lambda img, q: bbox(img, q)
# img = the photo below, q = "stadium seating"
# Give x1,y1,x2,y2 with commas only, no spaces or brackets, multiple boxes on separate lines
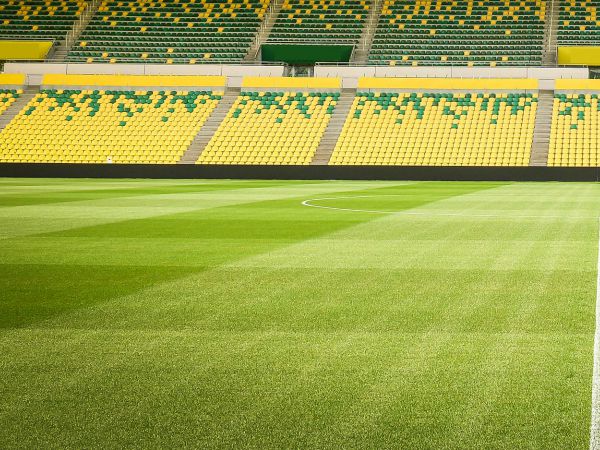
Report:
548,94,600,167
266,0,369,44
369,0,546,66
0,0,87,40
558,0,600,45
0,89,222,163
0,89,21,116
198,91,337,164
66,0,269,63
330,92,537,165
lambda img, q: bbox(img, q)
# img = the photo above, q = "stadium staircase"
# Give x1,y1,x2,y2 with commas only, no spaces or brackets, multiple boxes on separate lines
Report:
51,0,102,62
530,90,553,166
178,87,241,164
543,0,560,65
244,0,284,62
0,87,37,133
311,88,356,164
352,0,383,64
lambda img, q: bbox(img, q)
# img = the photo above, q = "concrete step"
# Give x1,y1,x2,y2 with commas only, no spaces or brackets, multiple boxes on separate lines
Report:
529,90,554,167
0,87,39,132
311,88,356,165
55,0,101,62
543,0,560,65
244,0,284,61
352,0,382,64
178,88,240,164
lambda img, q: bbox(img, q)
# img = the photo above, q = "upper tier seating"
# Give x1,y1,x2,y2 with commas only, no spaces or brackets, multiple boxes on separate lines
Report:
266,0,369,44
66,0,269,63
0,89,222,163
558,0,600,44
198,91,337,165
369,0,546,66
0,0,87,40
330,92,537,165
0,89,21,115
548,94,600,167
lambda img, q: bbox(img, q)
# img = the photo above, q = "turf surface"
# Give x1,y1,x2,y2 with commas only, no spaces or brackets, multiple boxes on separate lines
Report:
0,178,598,448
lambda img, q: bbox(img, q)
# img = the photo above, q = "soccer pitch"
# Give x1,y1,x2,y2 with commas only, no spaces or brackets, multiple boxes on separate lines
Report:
1,178,599,448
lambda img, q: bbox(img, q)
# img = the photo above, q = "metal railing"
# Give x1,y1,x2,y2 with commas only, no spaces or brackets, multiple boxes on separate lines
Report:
359,0,382,51
64,0,102,50
248,0,283,58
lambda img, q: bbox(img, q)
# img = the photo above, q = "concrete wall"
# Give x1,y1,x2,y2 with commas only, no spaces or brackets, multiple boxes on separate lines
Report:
4,63,286,86
314,66,590,89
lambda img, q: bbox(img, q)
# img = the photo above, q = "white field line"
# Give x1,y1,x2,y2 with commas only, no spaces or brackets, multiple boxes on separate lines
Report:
301,195,596,220
592,218,600,450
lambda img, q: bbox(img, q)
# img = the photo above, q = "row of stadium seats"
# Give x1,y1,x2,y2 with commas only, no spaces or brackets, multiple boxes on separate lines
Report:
199,91,337,165
557,0,600,45
1,88,600,167
8,0,600,65
0,0,564,65
549,94,600,167
0,89,221,163
331,92,537,165
0,0,87,39
266,0,369,44
369,0,546,66
66,0,269,63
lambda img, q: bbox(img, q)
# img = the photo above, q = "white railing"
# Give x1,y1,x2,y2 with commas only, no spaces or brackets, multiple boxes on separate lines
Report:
360,0,382,51
249,0,282,56
65,0,101,50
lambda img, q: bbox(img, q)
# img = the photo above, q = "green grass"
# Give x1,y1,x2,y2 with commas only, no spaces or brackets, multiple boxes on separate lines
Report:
0,178,597,448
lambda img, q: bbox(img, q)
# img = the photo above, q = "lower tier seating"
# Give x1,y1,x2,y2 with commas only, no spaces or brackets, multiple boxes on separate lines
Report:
330,92,537,166
198,91,337,165
549,94,600,167
0,89,221,164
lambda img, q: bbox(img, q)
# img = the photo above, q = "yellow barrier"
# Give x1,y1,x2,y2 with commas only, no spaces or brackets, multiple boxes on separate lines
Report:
242,77,341,89
558,47,600,66
555,79,600,90
358,78,538,90
0,40,52,60
0,74,25,85
42,74,226,87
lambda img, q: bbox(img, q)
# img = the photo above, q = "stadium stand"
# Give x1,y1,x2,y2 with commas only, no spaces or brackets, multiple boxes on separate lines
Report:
557,0,600,45
266,0,369,44
0,0,87,40
549,93,599,167
198,91,337,165
0,75,224,163
197,76,340,165
368,0,546,66
330,79,538,166
66,0,270,63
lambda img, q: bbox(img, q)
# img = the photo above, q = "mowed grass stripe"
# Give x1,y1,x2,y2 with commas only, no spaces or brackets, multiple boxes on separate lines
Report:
0,180,400,239
0,179,597,449
0,181,410,327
